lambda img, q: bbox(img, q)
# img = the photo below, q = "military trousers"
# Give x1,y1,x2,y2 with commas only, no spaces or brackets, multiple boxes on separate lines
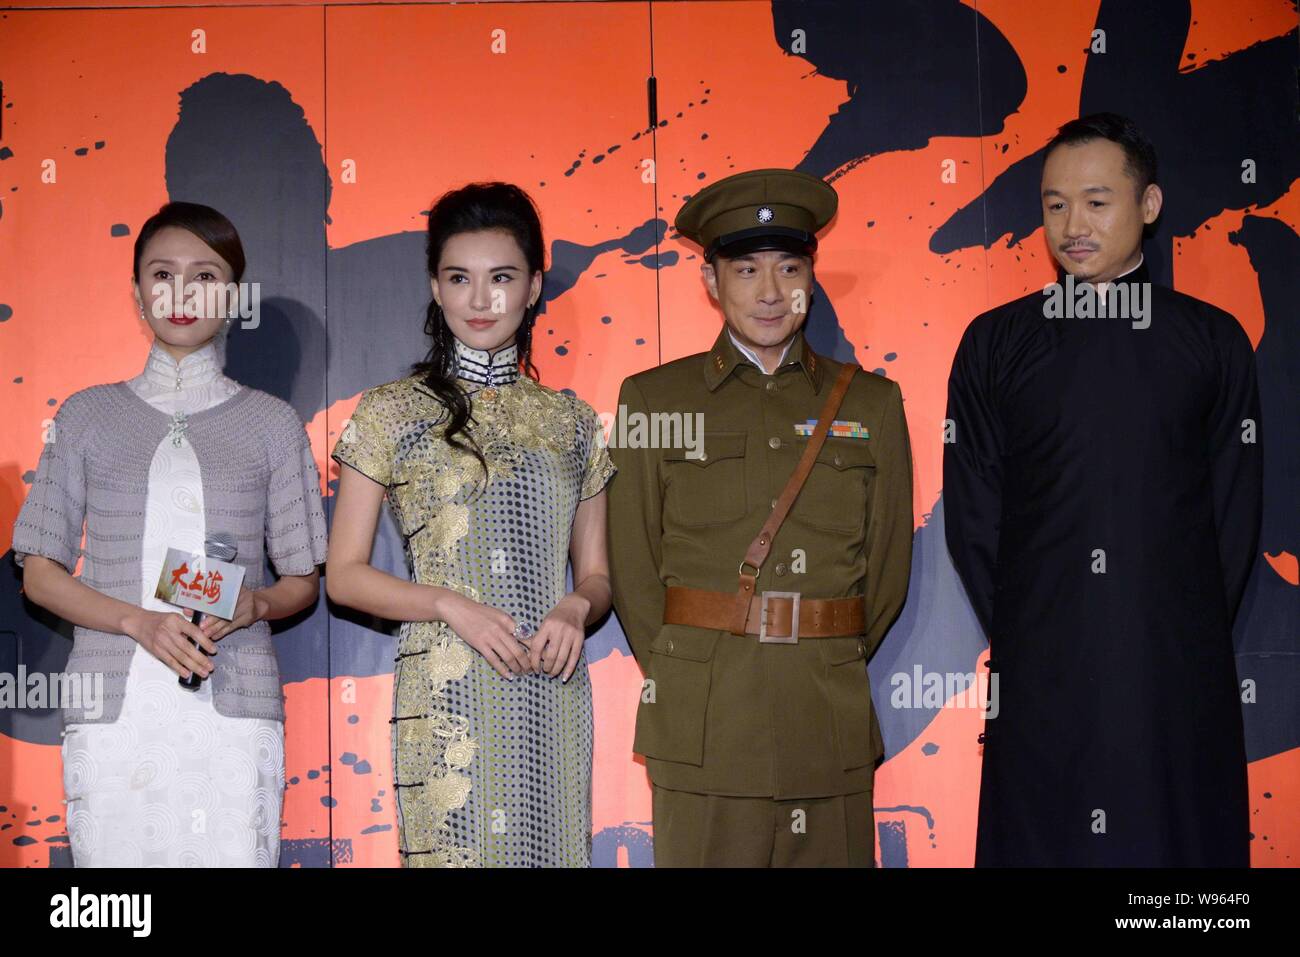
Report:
651,784,875,867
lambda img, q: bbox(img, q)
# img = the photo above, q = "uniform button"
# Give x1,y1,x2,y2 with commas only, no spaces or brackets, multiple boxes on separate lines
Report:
666,640,674,654
768,436,781,449
765,380,776,392
857,639,867,656
833,454,843,466
775,562,787,576
698,452,707,462
770,498,778,510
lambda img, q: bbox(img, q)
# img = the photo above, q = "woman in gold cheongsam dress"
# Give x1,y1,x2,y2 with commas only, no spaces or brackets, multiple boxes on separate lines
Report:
327,183,614,867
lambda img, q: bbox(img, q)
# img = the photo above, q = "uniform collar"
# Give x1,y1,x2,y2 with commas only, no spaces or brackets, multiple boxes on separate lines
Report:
452,337,520,388
728,328,792,373
703,325,823,393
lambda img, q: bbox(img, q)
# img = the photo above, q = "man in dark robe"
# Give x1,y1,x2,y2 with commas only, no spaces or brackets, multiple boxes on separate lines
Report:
944,113,1262,866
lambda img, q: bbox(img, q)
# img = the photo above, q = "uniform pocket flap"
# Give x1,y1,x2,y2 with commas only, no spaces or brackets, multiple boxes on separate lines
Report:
819,635,869,666
649,627,722,662
815,439,876,471
663,431,746,466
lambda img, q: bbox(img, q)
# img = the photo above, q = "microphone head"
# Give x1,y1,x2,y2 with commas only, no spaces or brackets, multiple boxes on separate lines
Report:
205,531,238,562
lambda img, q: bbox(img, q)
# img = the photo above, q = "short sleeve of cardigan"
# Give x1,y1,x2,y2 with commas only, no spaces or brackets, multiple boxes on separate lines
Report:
265,412,330,577
577,399,615,501
12,392,89,574
331,386,398,487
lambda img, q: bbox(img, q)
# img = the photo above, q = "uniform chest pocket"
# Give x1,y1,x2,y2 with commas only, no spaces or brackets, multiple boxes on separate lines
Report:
663,431,747,527
795,439,876,533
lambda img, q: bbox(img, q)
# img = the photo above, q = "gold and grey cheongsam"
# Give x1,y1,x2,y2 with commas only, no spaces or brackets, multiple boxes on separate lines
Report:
331,341,615,867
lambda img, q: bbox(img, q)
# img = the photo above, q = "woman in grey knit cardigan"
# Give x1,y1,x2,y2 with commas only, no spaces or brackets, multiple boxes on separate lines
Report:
12,202,328,866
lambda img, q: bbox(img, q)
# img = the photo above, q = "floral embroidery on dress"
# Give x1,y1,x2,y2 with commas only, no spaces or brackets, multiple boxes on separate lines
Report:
331,368,615,867
392,622,480,867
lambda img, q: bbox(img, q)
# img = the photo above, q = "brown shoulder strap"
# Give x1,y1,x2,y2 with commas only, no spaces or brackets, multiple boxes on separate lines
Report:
729,361,859,634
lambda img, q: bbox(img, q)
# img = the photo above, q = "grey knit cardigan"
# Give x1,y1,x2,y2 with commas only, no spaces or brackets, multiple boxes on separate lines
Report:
12,381,329,725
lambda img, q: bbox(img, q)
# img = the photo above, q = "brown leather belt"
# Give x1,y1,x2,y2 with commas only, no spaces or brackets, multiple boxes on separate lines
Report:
664,585,864,643
665,362,864,646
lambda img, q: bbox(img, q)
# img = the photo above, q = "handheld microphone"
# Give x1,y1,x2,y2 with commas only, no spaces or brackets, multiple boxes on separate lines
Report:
179,531,238,691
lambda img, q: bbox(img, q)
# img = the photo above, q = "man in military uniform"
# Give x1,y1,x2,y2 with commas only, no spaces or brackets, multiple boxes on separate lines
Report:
606,168,914,867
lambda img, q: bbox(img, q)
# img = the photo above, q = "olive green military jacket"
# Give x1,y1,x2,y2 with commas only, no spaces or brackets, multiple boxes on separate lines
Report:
607,326,914,799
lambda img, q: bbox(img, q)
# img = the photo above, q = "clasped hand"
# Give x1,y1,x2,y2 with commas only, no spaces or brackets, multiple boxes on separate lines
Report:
439,592,587,681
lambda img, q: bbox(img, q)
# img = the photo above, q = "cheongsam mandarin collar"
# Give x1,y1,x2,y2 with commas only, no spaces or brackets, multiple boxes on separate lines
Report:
1099,254,1148,291
140,338,223,392
1053,253,1150,290
452,337,520,389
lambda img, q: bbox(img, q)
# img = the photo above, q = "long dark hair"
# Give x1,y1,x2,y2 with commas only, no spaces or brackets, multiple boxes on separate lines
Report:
412,182,544,474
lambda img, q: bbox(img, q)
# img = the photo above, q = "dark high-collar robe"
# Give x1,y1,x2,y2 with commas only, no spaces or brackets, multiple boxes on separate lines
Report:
943,261,1262,866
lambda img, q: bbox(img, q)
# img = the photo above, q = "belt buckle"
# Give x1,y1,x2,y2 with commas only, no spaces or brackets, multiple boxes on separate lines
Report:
758,591,800,644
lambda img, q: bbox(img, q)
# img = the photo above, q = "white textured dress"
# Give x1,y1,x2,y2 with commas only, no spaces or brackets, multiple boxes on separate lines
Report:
61,341,286,867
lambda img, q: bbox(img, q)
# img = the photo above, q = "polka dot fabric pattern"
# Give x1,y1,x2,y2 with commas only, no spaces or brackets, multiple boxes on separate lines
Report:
333,373,615,867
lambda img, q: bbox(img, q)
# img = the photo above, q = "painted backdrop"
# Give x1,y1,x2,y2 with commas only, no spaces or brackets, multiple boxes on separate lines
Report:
1,0,1296,866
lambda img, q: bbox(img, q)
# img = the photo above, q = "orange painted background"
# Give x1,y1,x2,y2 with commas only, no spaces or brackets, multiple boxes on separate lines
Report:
1,0,1296,866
